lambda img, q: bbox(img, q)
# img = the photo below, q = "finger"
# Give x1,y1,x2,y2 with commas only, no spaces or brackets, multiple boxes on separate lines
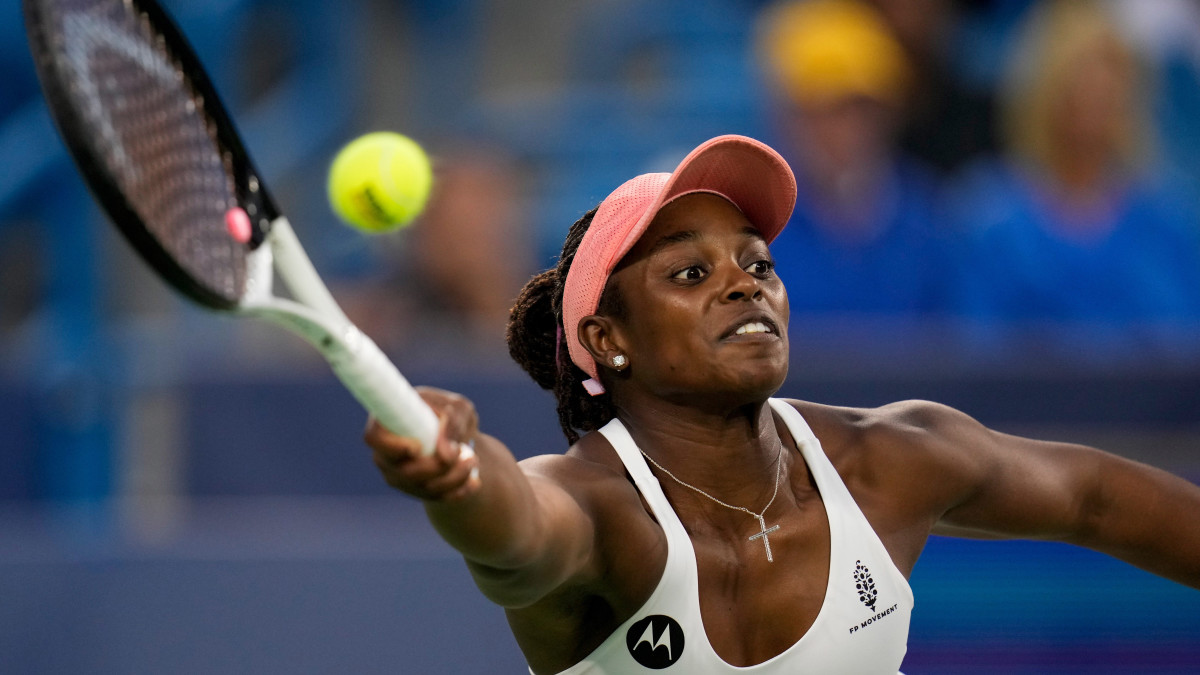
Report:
366,419,424,463
387,443,457,483
418,436,476,482
422,441,480,498
433,414,461,465
421,390,479,449
440,466,483,502
441,404,475,446
388,441,479,500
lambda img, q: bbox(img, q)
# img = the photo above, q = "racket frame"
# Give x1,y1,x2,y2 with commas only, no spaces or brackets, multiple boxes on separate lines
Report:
23,0,276,310
22,0,439,453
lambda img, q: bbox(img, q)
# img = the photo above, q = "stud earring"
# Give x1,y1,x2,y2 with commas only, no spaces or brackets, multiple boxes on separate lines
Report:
611,354,627,368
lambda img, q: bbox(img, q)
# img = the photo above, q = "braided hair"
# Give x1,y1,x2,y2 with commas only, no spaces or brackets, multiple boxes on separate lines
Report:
506,206,626,444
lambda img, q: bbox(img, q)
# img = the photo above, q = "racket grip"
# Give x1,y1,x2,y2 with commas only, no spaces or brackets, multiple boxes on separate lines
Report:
328,326,439,454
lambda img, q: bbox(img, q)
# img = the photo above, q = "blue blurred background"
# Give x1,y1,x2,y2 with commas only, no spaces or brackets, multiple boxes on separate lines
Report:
2,0,1200,672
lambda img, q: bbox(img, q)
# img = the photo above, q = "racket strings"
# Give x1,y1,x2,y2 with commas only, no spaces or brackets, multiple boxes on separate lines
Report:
38,0,247,303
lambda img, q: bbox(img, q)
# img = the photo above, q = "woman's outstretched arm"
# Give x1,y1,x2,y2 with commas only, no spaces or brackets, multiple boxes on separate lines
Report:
889,400,1200,589
365,387,598,608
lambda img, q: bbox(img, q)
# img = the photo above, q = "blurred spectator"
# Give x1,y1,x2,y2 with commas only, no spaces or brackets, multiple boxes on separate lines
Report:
1105,0,1200,195
338,146,535,359
755,0,950,315
867,0,999,174
944,0,1200,328
406,149,533,340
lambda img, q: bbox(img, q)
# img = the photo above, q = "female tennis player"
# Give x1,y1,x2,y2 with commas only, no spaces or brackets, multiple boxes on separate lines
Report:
365,135,1200,674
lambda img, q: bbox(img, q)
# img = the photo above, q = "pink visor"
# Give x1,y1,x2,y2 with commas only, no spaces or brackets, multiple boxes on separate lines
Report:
561,134,797,395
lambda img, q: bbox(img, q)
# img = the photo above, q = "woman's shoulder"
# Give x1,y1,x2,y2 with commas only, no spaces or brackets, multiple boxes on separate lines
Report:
777,398,982,567
517,429,647,514
777,397,971,464
778,397,997,506
520,429,622,476
780,396,952,429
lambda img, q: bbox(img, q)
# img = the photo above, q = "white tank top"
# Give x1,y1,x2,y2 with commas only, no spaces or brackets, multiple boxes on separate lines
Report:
537,398,913,674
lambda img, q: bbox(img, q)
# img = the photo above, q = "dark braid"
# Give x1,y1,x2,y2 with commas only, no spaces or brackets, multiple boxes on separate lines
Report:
507,206,619,444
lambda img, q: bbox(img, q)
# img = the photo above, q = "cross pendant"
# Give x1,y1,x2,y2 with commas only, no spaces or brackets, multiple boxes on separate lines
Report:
748,515,781,562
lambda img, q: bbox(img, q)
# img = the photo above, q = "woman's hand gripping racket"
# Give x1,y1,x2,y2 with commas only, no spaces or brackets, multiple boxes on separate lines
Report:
23,0,439,452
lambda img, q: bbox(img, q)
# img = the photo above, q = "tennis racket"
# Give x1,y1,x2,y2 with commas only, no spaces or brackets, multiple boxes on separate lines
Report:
23,0,439,453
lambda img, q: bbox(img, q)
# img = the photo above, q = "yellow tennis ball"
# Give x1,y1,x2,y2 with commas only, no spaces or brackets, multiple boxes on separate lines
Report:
327,132,433,233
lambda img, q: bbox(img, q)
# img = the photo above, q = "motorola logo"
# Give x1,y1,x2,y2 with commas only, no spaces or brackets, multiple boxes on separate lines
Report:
626,614,685,669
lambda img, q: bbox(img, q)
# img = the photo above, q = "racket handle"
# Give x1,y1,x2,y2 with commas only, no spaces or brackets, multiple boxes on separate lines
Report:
327,325,439,454
261,217,439,453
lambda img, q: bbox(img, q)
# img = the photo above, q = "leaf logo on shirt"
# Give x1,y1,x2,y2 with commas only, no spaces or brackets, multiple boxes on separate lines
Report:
854,560,878,611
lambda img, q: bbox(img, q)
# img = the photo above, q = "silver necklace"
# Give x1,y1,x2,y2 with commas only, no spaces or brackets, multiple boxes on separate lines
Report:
639,442,786,562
